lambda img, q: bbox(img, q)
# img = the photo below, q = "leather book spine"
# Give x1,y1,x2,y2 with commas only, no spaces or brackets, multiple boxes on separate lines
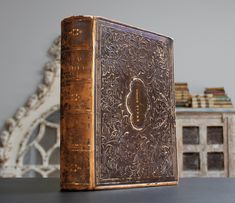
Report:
60,16,95,190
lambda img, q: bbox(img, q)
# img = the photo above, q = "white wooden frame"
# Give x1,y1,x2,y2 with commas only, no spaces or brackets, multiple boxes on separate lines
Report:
0,37,61,177
176,109,235,177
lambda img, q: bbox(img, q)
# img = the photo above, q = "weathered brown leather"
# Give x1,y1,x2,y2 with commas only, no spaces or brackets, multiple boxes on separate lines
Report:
61,16,178,190
61,16,94,190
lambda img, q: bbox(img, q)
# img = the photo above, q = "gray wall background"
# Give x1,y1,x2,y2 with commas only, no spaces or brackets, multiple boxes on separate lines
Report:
0,0,235,129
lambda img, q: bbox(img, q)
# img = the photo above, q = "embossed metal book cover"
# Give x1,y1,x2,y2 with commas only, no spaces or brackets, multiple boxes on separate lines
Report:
60,16,178,190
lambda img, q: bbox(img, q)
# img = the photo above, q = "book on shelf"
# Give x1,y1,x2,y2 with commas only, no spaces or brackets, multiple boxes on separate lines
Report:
175,82,191,107
191,94,214,108
204,87,233,108
60,16,178,190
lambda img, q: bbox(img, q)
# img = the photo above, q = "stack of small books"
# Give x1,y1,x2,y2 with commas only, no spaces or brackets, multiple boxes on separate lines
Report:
204,87,233,108
175,83,192,107
191,94,214,108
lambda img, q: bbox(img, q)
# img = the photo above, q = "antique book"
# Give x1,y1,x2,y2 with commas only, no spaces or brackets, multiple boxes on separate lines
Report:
60,16,178,190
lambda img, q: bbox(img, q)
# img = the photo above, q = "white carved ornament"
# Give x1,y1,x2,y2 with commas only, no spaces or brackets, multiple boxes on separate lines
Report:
0,37,61,177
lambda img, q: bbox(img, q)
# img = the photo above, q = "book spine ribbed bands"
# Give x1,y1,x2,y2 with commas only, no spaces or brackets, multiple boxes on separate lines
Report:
60,16,94,190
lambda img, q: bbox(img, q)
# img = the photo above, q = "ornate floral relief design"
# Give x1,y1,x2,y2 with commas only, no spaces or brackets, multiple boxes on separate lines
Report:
96,20,176,184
